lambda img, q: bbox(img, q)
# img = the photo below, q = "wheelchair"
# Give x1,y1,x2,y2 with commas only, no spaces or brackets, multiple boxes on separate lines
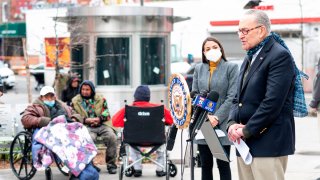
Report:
9,129,69,180
118,105,177,180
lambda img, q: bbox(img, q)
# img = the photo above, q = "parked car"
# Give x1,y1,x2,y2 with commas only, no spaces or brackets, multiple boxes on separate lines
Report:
171,61,191,75
184,58,244,92
30,63,70,90
0,61,16,89
30,63,45,91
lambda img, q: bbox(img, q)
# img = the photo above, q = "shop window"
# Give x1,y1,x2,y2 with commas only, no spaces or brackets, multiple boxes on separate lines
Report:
96,37,130,85
141,37,166,85
0,38,23,57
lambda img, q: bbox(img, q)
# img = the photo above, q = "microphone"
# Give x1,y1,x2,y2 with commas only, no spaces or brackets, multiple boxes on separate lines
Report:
190,91,219,139
166,125,178,151
190,91,198,99
167,90,207,151
190,90,208,124
189,90,208,137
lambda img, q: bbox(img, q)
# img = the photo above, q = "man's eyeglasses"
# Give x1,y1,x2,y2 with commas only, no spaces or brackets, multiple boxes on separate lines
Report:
238,25,262,35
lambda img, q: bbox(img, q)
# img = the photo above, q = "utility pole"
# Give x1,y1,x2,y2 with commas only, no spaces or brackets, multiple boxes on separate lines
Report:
299,0,304,71
22,38,32,103
53,7,62,98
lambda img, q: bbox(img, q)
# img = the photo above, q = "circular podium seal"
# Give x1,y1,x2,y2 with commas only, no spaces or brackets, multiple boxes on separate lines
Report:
168,73,192,129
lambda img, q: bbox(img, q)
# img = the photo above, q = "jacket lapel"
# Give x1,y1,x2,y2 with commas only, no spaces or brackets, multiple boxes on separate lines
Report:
241,55,264,90
239,56,251,94
240,38,275,94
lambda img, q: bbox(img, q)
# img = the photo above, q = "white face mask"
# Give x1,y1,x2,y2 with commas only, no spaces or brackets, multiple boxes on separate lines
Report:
205,49,222,62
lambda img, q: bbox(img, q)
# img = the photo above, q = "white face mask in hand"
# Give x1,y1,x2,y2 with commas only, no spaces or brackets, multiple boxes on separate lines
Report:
205,49,222,62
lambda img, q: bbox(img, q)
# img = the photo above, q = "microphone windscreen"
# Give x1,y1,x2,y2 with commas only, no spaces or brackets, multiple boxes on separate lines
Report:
199,90,208,97
190,91,198,99
207,91,219,102
166,125,178,151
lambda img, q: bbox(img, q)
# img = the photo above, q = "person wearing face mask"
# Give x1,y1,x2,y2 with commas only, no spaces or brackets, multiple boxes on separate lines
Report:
21,86,99,180
21,86,81,128
192,37,239,180
71,80,118,175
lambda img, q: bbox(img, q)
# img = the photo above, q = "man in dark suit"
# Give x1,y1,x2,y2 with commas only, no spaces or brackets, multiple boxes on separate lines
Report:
227,9,296,180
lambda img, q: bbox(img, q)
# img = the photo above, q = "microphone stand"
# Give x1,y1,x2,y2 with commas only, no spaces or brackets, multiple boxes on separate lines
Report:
188,112,207,180
186,129,196,180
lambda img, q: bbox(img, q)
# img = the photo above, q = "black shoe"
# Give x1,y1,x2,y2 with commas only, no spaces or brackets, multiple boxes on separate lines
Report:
156,170,167,177
107,163,117,174
133,169,142,177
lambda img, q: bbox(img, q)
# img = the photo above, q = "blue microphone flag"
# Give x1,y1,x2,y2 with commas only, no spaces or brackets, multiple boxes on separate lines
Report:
192,95,217,113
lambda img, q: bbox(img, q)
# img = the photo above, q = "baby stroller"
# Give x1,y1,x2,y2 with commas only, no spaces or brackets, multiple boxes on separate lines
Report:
118,105,177,179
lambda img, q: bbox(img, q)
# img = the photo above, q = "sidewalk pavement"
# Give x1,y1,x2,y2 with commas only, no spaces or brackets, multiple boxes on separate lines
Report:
1,115,320,180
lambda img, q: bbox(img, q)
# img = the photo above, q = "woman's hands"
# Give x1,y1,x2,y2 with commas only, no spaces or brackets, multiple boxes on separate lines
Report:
207,114,219,127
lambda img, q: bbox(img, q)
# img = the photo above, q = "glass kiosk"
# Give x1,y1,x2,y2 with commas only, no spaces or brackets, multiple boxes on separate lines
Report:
57,6,189,113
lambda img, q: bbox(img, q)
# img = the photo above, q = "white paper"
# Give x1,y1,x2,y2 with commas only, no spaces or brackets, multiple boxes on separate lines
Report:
195,129,226,139
233,139,252,165
153,67,160,74
215,129,226,137
195,130,204,140
103,70,110,78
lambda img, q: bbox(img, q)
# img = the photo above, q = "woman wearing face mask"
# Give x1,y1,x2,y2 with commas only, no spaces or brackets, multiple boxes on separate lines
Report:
192,37,239,180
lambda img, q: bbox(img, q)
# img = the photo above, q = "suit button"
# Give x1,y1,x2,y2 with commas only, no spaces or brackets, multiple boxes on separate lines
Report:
239,103,243,107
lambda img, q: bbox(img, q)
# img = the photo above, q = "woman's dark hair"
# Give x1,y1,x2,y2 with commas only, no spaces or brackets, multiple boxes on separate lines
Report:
201,37,227,63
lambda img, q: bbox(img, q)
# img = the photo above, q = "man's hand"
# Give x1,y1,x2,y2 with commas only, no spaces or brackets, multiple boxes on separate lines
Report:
208,114,219,127
228,123,245,144
86,117,100,126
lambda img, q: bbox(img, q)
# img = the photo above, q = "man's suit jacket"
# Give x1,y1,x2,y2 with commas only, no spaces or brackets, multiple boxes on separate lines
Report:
192,59,239,145
228,38,296,157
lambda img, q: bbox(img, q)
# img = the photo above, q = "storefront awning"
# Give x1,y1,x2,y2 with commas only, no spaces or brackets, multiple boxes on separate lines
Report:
0,22,26,38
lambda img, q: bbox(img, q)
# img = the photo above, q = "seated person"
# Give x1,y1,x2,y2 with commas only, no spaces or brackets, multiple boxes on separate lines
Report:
21,86,98,180
112,85,173,177
61,76,80,106
21,86,81,130
71,80,118,174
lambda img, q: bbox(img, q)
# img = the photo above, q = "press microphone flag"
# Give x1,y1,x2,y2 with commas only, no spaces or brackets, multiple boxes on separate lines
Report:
190,90,208,124
192,94,218,113
190,91,219,139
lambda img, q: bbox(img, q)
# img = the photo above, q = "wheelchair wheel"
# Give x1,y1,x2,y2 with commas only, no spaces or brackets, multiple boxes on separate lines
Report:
54,154,69,176
9,131,37,180
124,166,134,177
168,163,177,177
119,164,124,180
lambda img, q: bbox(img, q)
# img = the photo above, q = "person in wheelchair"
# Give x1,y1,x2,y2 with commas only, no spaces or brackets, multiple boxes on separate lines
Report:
21,86,99,180
112,85,173,177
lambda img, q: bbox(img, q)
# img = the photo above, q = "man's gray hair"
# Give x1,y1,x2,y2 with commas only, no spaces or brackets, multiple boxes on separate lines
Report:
245,9,271,33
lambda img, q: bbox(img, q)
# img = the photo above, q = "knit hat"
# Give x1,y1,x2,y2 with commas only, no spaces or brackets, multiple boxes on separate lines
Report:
134,85,150,102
